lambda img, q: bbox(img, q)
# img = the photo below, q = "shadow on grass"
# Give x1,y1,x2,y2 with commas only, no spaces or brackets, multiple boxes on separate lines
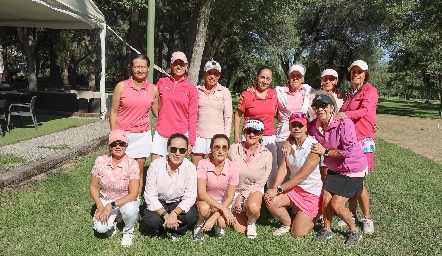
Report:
8,114,66,129
378,98,440,119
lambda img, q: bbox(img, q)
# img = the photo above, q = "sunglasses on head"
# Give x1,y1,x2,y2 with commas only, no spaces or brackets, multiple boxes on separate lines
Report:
292,112,306,118
244,128,262,136
169,146,187,154
213,145,228,152
312,102,329,110
110,141,127,147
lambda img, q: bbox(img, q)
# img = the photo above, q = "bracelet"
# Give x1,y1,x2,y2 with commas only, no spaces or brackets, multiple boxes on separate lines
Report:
173,209,180,216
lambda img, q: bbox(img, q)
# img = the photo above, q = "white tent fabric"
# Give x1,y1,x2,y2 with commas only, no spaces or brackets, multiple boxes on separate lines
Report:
0,0,108,118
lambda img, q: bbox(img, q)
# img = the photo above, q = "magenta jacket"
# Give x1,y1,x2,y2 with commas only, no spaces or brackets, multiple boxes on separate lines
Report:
155,76,198,145
308,115,367,174
340,82,378,141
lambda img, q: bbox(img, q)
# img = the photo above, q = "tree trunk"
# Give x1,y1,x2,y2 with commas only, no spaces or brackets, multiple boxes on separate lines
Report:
439,75,442,112
188,0,213,85
62,66,69,91
17,27,38,91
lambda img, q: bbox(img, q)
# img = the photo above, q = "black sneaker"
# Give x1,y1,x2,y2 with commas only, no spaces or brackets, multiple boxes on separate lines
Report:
345,230,362,246
315,228,333,243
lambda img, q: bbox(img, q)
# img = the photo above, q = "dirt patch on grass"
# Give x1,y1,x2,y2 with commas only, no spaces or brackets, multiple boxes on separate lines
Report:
376,114,442,164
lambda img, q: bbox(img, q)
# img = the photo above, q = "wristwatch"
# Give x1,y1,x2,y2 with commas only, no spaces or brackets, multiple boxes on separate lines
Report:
324,149,330,157
111,201,117,209
277,186,283,194
160,210,168,219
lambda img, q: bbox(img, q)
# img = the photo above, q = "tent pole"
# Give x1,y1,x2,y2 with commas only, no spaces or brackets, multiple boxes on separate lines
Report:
147,0,155,83
100,24,107,119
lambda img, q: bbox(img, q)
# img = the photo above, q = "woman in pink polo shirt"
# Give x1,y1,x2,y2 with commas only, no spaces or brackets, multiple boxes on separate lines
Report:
110,53,159,196
308,91,367,246
90,130,140,247
336,60,378,235
151,51,198,162
193,134,239,244
274,64,316,188
229,119,272,239
234,66,277,186
191,60,233,166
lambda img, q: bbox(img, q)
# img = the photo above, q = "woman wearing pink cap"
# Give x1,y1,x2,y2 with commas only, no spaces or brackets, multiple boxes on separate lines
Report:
110,53,159,197
336,60,378,235
193,134,239,244
274,64,316,188
229,118,272,239
151,51,198,162
265,112,322,237
191,60,233,166
89,129,140,247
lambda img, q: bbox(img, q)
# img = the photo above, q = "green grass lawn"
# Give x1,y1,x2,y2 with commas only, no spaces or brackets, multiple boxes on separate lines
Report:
378,97,441,119
1,138,441,255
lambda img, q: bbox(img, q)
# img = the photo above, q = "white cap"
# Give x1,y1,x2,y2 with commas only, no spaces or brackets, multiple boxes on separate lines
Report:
204,60,221,73
321,69,338,78
348,60,368,71
288,64,306,76
243,119,264,131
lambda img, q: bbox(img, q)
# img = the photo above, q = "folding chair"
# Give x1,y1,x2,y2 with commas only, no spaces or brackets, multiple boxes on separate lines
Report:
8,96,38,130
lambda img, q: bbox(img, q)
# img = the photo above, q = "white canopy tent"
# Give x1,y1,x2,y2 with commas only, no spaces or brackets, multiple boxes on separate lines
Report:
0,0,107,118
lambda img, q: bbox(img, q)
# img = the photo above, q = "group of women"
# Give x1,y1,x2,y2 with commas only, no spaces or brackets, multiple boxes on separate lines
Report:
89,51,378,247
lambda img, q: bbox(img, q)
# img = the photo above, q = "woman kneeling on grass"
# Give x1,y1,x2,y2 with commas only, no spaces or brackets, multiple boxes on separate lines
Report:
89,129,140,247
264,112,322,237
193,134,239,244
308,90,368,246
229,119,272,239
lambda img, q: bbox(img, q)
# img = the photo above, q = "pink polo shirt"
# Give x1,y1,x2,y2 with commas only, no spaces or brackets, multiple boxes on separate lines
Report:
155,76,198,145
238,89,277,136
197,158,239,201
116,79,155,132
196,83,233,138
91,154,140,201
285,87,304,114
229,143,272,198
340,82,378,141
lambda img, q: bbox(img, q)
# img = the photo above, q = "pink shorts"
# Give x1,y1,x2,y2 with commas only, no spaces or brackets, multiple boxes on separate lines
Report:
286,186,320,218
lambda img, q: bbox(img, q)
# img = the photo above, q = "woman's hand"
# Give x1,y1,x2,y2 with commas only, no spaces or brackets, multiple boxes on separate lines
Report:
164,212,182,230
222,207,236,226
234,136,241,143
281,140,292,156
233,195,243,214
311,143,326,156
94,204,112,224
336,112,348,120
264,188,278,204
202,217,216,232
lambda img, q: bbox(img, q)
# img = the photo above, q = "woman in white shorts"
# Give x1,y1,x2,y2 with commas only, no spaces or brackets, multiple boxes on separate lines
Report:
191,60,232,166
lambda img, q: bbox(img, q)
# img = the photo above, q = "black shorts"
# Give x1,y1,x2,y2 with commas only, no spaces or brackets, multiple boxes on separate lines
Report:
324,170,364,198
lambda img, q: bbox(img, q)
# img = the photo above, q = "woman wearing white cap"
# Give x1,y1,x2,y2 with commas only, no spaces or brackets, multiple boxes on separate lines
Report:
320,69,345,111
90,129,140,247
151,51,198,162
336,60,378,235
273,64,316,188
229,118,272,239
191,60,233,166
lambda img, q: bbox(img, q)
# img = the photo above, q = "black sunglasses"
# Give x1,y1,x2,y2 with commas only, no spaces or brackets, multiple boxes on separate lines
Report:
169,146,187,154
110,141,127,147
312,102,329,110
244,128,262,136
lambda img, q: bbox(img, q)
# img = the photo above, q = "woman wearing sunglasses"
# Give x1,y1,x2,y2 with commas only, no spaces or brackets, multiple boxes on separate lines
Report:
143,133,198,241
110,53,159,197
89,129,140,247
151,51,198,162
274,64,316,188
320,69,345,111
264,112,322,237
335,60,378,235
229,119,272,239
193,134,239,244
191,60,233,166
308,90,368,246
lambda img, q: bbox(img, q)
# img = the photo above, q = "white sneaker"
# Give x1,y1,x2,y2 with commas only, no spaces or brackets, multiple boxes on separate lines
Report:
106,222,117,237
193,225,204,244
246,222,257,239
213,226,225,238
121,233,134,247
337,216,358,228
362,218,374,234
171,234,181,242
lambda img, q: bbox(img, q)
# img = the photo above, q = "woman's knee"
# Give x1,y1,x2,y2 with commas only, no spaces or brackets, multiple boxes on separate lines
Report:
93,222,111,233
196,202,211,217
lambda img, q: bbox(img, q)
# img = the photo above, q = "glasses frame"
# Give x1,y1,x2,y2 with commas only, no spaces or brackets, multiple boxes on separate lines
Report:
169,146,187,154
244,128,263,136
213,145,229,152
312,102,329,110
110,141,127,147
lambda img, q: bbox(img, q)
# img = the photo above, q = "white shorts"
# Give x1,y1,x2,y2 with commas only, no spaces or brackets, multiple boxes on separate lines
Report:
126,131,152,158
151,131,189,156
192,136,211,154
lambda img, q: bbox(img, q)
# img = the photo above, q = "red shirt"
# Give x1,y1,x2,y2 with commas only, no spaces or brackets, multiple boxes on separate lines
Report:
238,89,277,136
